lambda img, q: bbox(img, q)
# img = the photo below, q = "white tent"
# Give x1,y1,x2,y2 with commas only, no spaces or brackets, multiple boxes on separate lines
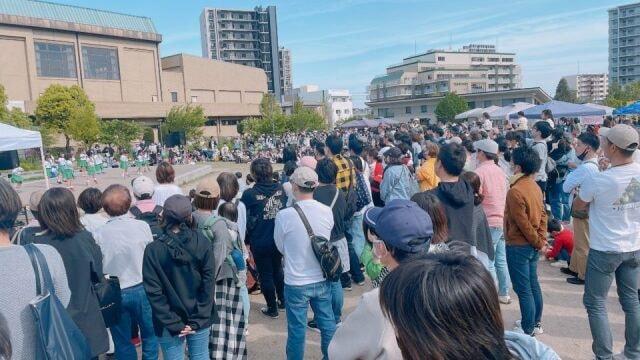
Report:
454,106,501,120
0,123,49,188
584,103,614,116
489,102,536,122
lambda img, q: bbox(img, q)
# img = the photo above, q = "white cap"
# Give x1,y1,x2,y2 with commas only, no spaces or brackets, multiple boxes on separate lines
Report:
132,176,154,198
474,139,499,155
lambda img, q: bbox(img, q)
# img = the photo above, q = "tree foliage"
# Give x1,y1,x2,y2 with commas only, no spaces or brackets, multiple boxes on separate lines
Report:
554,78,578,103
161,105,206,140
35,84,96,151
67,106,100,148
100,119,142,150
435,92,469,122
241,95,327,135
143,127,155,143
604,81,640,108
0,84,8,121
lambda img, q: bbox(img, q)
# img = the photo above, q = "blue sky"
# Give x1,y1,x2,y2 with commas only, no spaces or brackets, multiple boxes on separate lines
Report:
61,0,628,106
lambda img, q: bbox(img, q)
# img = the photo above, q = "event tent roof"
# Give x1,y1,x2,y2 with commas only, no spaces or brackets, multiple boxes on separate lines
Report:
613,101,640,115
509,100,606,119
488,102,535,121
584,103,614,116
0,123,42,152
455,106,501,120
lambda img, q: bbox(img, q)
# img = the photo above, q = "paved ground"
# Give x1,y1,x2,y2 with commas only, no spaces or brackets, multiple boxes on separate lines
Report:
15,162,627,360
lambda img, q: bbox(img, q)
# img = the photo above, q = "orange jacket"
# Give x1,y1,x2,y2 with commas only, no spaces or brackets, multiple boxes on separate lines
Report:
416,157,439,191
504,175,547,249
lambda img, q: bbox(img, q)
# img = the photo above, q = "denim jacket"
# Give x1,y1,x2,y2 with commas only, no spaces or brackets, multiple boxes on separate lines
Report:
380,165,413,203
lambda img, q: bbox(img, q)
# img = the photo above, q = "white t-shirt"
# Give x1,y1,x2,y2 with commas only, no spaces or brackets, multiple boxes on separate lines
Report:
152,183,183,206
532,141,548,182
274,199,334,286
633,149,640,164
579,162,640,252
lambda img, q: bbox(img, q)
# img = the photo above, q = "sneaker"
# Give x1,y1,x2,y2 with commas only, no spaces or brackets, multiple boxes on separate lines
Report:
514,320,544,335
566,277,585,285
613,352,632,360
550,260,568,268
260,307,279,319
307,320,320,333
356,280,366,286
560,267,578,277
277,300,286,312
343,284,353,291
498,295,512,304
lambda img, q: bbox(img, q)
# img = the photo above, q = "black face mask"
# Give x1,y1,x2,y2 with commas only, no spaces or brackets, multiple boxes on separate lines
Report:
577,148,589,161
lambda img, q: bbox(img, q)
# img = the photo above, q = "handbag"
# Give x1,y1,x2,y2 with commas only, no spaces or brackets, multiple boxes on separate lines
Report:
24,244,92,359
91,263,122,328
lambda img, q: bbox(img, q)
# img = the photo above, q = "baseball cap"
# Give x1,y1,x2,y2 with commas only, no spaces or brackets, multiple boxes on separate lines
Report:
290,166,318,189
604,124,639,151
132,176,154,198
447,136,462,145
29,190,44,212
598,127,610,138
473,139,499,155
195,178,220,199
163,195,192,223
364,199,433,253
297,156,318,170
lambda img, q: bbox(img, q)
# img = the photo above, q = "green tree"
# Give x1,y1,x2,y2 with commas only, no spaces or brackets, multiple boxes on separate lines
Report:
4,107,32,129
603,81,640,108
0,84,8,121
554,78,578,103
289,100,327,132
142,127,155,143
161,105,206,141
67,106,100,148
100,119,142,150
35,84,95,152
435,92,469,122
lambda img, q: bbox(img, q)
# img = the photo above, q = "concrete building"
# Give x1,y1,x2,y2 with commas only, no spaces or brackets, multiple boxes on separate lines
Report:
279,47,292,97
367,87,551,124
200,6,282,100
562,74,609,102
609,2,640,85
0,0,267,138
368,44,521,103
292,85,353,128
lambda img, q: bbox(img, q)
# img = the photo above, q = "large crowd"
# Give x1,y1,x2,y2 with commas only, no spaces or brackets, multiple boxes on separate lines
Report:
0,110,639,360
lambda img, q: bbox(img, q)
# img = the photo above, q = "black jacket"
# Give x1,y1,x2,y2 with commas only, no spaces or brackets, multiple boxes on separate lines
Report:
241,181,286,257
31,230,109,357
314,185,348,241
424,180,475,245
142,227,216,337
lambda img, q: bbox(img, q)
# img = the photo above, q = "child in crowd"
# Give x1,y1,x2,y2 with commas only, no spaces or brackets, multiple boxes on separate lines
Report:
545,218,574,269
62,155,75,189
10,166,24,191
360,221,390,288
119,152,129,178
86,156,98,186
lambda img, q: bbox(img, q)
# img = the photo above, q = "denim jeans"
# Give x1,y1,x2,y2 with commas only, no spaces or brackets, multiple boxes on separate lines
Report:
487,227,511,297
549,182,570,221
557,248,571,263
254,252,285,311
239,284,250,325
350,213,366,259
341,229,365,287
583,249,640,360
285,281,336,360
157,327,210,360
110,284,158,360
506,244,543,335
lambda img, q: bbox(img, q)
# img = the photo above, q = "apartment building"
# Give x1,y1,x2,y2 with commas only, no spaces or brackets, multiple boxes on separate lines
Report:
200,6,282,100
368,44,521,102
279,47,292,97
0,0,267,138
292,85,353,128
562,74,609,102
609,2,640,85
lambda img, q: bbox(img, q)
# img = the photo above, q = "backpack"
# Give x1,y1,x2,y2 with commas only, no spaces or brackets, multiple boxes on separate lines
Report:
130,205,163,240
532,142,556,173
200,216,245,283
354,172,371,212
293,203,342,282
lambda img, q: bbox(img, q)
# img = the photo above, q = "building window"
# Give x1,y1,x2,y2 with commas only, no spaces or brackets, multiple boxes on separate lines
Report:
488,57,499,62
501,58,514,62
483,100,492,107
151,95,158,102
378,108,385,117
471,57,484,61
437,56,445,61
171,92,178,102
405,106,412,114
191,96,198,103
82,46,120,80
34,42,77,78
420,105,427,113
336,109,341,115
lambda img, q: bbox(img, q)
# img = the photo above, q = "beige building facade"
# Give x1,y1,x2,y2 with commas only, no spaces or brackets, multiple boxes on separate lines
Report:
562,74,609,103
0,0,267,138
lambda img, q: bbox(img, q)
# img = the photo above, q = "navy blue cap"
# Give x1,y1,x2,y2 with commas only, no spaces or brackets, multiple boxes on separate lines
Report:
364,199,433,253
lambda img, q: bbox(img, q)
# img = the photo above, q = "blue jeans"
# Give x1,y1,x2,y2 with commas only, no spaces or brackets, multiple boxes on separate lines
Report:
110,284,158,360
487,228,511,297
506,244,543,335
549,182,570,221
557,248,571,262
285,281,336,360
341,230,365,286
157,327,210,360
350,213,366,259
583,249,640,360
239,284,250,326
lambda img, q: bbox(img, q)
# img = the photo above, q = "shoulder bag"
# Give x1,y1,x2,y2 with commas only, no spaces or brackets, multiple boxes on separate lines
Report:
293,204,342,281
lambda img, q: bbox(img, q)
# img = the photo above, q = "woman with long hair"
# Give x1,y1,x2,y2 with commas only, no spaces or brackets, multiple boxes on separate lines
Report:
411,191,448,245
32,187,109,357
379,252,559,360
460,171,495,269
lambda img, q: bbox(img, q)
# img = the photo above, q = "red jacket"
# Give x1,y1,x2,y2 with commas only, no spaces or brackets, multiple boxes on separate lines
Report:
370,161,383,193
546,229,574,259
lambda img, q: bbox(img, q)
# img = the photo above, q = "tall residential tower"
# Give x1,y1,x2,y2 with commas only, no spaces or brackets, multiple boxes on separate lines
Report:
279,47,292,97
200,6,282,100
609,2,640,85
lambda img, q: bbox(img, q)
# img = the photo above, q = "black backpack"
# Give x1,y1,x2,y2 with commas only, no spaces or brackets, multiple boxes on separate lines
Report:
130,205,163,240
293,204,342,281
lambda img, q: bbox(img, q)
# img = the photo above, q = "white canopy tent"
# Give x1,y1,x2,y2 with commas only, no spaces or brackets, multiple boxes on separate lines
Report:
0,123,49,188
454,106,501,121
489,102,536,122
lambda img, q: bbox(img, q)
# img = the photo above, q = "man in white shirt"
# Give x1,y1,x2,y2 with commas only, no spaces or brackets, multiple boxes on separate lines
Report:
575,124,640,360
516,111,529,131
531,121,552,191
92,184,157,359
274,167,336,360
561,132,600,285
541,109,555,129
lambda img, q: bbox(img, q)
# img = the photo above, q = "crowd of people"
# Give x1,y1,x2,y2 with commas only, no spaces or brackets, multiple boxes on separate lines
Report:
0,110,639,360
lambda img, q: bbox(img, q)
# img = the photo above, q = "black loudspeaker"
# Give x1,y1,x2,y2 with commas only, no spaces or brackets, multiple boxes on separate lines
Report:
0,151,19,170
165,132,186,147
